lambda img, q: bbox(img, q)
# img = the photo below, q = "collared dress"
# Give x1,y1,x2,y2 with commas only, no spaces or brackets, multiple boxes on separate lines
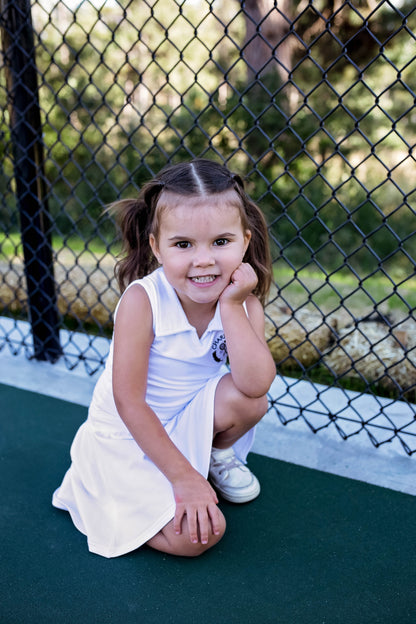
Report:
52,267,254,557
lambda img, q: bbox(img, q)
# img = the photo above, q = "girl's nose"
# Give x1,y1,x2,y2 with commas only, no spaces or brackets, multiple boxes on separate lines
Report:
193,247,215,267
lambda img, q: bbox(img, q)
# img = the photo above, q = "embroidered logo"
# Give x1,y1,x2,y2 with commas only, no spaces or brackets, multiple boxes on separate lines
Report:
211,334,227,362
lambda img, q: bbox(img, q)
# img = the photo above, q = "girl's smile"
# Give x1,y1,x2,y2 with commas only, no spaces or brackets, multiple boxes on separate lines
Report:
189,275,218,284
149,193,251,316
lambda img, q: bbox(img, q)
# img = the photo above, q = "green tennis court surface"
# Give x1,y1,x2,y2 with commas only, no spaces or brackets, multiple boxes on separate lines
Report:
1,382,415,623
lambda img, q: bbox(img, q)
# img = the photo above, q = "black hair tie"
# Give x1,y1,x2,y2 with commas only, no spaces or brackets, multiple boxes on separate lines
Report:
143,181,165,208
232,173,245,190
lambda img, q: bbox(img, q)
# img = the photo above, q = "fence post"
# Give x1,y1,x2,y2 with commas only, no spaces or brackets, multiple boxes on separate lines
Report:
0,0,61,361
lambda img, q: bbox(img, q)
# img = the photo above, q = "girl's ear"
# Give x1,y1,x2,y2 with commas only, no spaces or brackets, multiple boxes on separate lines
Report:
149,234,162,264
243,229,252,255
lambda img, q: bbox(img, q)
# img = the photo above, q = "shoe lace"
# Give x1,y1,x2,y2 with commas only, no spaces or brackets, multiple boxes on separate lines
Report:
213,455,244,476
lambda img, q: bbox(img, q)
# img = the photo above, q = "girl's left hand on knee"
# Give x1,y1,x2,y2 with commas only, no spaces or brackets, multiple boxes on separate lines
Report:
173,472,221,545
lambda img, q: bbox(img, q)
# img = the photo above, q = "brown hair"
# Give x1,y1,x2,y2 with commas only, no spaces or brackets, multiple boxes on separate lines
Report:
110,159,272,305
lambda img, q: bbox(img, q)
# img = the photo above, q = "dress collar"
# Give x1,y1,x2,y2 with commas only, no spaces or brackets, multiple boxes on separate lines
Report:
155,268,223,337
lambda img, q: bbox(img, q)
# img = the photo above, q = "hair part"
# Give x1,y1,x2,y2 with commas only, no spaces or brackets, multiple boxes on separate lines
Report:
111,159,272,305
189,161,206,195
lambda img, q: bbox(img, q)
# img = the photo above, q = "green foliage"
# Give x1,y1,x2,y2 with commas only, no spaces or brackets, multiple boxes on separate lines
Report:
1,0,415,282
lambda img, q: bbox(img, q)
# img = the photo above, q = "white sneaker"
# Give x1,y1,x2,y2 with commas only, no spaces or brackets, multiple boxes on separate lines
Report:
209,447,260,503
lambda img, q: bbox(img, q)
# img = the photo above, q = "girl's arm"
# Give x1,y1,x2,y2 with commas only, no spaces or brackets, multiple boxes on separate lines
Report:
112,285,221,545
219,263,276,398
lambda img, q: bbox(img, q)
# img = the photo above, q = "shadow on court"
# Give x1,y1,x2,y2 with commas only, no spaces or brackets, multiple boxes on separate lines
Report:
1,383,415,624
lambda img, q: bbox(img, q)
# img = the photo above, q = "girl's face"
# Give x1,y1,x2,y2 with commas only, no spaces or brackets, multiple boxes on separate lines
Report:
149,192,251,313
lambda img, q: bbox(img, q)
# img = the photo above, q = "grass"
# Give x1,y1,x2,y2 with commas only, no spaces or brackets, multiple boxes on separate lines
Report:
0,232,121,259
272,264,416,318
276,360,416,403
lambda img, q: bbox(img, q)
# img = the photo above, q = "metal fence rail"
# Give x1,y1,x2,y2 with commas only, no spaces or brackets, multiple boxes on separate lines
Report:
0,0,415,455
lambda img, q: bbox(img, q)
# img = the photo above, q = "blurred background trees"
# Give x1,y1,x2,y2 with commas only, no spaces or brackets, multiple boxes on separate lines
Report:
1,0,415,279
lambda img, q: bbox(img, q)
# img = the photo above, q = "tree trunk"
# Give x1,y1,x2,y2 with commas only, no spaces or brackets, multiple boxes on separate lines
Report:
242,0,292,82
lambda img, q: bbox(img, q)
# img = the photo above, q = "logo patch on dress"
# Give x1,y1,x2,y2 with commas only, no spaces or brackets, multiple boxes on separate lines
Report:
211,334,227,362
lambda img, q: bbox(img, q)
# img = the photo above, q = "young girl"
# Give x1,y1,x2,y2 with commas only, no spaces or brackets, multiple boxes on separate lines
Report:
52,158,276,558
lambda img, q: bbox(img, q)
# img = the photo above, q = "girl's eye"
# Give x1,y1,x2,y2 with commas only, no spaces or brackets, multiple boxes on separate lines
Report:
214,238,229,246
175,241,191,249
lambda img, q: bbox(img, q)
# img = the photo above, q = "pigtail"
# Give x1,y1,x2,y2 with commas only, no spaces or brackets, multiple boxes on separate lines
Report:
109,199,154,292
109,180,165,292
244,197,272,306
231,176,272,306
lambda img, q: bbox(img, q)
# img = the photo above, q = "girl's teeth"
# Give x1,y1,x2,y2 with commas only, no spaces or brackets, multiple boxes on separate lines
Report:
192,276,215,283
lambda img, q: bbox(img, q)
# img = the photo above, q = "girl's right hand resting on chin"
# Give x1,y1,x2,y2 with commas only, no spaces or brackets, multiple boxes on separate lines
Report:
172,470,222,545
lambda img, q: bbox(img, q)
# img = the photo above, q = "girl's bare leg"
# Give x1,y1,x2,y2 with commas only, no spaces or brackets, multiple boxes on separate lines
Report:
213,373,268,448
147,373,265,556
208,373,268,503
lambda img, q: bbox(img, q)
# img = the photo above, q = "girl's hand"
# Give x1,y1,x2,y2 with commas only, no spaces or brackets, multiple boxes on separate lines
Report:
173,472,222,545
219,262,258,306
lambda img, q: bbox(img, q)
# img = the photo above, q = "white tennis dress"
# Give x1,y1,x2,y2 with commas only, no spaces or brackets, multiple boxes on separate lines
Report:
52,267,254,557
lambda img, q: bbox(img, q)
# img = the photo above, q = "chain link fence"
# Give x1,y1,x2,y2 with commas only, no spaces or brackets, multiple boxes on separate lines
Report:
1,0,415,455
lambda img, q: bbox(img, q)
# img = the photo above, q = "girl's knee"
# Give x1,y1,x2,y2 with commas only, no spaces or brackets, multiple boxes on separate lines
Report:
183,512,226,557
237,393,268,428
147,511,226,558
228,381,269,422
180,531,225,557
214,375,268,435
254,393,269,419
